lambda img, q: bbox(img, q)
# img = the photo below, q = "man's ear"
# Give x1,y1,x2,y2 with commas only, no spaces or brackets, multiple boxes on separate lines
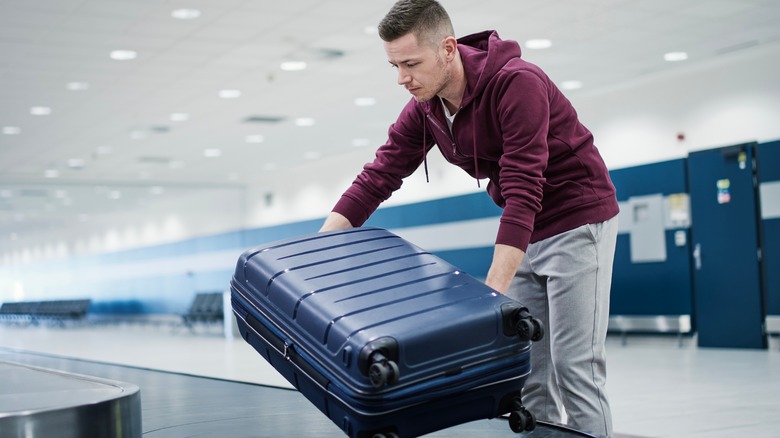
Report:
441,36,458,61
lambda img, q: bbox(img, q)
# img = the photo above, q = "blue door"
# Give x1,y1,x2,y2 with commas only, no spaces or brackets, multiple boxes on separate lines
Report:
757,141,780,334
688,143,766,349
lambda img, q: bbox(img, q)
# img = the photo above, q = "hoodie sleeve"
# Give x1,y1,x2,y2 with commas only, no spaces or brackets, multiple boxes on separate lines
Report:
332,100,431,226
493,69,550,251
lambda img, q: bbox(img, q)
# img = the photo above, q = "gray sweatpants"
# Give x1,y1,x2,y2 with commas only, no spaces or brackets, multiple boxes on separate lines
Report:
506,217,618,438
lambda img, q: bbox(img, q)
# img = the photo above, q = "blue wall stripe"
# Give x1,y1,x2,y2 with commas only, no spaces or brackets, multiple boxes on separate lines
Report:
0,192,504,314
610,159,688,202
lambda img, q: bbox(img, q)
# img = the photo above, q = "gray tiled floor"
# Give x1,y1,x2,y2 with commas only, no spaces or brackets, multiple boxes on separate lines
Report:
1,324,778,437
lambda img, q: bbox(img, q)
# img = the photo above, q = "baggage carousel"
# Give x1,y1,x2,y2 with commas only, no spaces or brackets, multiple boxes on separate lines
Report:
0,348,593,437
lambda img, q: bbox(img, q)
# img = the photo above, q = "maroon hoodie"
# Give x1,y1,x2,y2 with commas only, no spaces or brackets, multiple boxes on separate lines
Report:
332,30,619,251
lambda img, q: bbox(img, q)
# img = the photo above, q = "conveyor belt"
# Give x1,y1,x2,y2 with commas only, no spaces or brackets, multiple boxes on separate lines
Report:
0,360,141,438
0,348,591,437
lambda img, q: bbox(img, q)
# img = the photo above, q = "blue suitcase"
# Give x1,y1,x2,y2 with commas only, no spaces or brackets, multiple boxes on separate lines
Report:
230,227,543,437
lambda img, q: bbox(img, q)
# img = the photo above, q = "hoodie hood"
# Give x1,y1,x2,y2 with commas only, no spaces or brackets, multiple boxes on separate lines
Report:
420,30,522,187
457,30,522,109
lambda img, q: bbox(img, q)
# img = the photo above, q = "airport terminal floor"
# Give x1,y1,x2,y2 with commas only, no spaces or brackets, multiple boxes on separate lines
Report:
1,323,778,438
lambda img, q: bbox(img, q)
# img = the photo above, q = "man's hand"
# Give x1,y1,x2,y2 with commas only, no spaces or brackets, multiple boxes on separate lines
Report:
485,243,525,294
319,212,354,232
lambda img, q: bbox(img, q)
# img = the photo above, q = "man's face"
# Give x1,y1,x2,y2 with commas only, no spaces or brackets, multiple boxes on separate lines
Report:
384,32,450,102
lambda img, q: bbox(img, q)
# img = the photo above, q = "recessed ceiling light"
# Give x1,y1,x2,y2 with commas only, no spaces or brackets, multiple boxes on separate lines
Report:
204,148,222,158
664,51,688,62
130,130,146,140
96,145,112,155
54,190,68,199
171,9,201,20
354,97,376,106
67,158,85,169
219,89,241,98
245,134,264,143
304,151,321,160
44,169,59,178
524,39,552,50
281,61,307,71
352,138,370,147
170,113,189,122
560,80,583,90
67,82,90,91
150,186,164,195
30,106,52,115
295,117,315,127
110,50,138,60
2,126,21,135
108,190,122,200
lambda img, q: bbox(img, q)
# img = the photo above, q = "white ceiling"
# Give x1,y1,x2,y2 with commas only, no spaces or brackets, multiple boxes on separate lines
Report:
2,0,780,244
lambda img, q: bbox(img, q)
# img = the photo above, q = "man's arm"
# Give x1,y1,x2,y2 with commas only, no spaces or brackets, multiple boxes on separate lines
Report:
319,211,354,232
485,243,525,294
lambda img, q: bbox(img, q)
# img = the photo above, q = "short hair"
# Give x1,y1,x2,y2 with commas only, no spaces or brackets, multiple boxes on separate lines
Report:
378,0,454,48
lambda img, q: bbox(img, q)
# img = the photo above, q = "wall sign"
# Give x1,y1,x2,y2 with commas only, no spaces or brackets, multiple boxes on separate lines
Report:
717,179,731,204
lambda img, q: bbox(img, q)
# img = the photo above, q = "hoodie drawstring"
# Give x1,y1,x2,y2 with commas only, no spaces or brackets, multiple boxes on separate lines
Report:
472,113,481,188
422,114,430,183
422,103,481,188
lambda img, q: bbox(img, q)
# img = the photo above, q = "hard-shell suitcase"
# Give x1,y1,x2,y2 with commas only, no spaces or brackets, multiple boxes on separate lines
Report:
230,227,543,437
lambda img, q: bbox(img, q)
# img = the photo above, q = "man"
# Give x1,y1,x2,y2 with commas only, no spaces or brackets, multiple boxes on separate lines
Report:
320,1,619,436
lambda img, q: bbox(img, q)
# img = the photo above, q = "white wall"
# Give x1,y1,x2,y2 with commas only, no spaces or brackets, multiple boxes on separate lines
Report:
1,187,245,266
572,41,780,170
3,41,779,266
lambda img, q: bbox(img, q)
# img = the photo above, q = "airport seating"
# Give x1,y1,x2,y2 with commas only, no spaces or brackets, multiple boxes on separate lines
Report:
0,299,91,326
181,292,224,329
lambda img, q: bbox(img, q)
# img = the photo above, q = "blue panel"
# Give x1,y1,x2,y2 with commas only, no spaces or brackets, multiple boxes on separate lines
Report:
366,192,502,229
688,144,765,348
763,219,780,314
610,159,688,201
433,247,494,278
242,219,323,248
611,231,693,315
608,159,694,319
758,140,780,315
757,140,780,182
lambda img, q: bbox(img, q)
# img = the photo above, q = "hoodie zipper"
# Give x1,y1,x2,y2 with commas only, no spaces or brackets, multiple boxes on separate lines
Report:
426,114,462,157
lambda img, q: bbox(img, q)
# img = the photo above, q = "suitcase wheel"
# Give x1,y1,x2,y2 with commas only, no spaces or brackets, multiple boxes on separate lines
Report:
368,353,399,388
371,433,399,438
501,304,544,342
516,316,544,343
508,402,536,433
360,338,400,388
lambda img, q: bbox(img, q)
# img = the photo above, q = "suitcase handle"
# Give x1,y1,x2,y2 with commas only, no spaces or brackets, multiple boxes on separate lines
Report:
245,313,331,389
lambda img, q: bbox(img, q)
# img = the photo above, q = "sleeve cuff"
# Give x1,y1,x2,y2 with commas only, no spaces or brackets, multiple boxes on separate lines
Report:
332,195,370,228
495,220,532,252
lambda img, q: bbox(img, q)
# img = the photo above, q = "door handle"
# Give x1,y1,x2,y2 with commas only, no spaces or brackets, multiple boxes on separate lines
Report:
693,243,702,270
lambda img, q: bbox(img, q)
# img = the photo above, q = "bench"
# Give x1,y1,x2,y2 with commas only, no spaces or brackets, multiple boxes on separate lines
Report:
0,299,91,326
182,292,224,329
